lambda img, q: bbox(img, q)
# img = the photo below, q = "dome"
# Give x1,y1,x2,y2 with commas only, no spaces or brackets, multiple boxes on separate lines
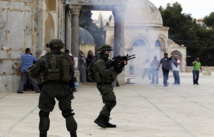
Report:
79,27,95,45
124,0,163,27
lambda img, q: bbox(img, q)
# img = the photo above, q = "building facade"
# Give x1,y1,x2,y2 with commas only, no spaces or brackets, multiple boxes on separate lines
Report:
0,0,186,92
104,0,186,76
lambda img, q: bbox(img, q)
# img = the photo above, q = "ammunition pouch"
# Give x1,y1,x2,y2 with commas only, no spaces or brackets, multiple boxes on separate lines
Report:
47,69,60,81
37,72,47,85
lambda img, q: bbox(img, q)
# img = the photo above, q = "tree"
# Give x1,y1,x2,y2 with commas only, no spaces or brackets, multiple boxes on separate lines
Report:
204,12,214,28
159,2,214,66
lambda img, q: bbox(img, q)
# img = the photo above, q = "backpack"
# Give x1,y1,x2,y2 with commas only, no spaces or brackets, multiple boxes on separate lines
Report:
87,59,98,82
45,53,71,82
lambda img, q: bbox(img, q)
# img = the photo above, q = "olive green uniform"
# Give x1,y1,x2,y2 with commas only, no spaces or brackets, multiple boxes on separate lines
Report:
93,44,123,128
94,59,122,117
28,39,77,137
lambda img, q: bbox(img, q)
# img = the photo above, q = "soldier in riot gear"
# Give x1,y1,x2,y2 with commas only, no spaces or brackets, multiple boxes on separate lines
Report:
28,39,77,137
93,44,127,128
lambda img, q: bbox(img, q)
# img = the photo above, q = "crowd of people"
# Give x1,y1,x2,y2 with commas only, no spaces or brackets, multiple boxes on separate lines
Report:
16,46,202,91
141,53,202,87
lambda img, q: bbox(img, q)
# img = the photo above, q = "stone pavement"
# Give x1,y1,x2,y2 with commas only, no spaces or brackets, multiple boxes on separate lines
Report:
1,72,214,137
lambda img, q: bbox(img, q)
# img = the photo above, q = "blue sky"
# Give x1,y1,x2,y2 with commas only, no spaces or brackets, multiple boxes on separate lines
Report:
92,0,214,19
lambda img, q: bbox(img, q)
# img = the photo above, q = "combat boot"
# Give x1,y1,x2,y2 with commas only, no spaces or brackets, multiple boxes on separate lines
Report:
40,131,47,137
94,114,106,128
103,116,117,128
70,131,77,137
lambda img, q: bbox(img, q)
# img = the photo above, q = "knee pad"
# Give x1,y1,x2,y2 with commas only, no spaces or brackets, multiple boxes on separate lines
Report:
39,110,50,131
62,109,74,118
39,110,50,118
106,100,117,111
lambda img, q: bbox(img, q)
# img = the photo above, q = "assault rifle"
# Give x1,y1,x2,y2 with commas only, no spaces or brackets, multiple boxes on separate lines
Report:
112,54,136,62
107,54,136,70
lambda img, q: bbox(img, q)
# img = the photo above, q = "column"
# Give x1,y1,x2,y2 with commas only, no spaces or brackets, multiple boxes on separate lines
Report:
65,6,72,51
112,6,126,56
70,5,81,58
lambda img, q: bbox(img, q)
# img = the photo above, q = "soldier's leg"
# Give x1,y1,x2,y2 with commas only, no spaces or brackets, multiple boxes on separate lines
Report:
39,110,50,137
58,94,77,137
38,88,56,137
99,85,117,128
100,96,117,128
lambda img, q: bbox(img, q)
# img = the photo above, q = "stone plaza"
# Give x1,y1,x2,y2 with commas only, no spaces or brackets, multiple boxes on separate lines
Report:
1,72,214,137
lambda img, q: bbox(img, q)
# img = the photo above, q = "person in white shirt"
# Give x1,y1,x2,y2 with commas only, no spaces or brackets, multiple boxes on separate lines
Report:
171,56,180,85
142,59,151,80
150,56,160,84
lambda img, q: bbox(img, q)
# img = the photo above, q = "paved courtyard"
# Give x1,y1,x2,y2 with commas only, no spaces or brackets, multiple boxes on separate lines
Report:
1,72,214,137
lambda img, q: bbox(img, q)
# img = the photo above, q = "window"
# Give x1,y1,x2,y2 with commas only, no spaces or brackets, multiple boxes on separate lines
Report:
133,39,146,46
155,40,161,47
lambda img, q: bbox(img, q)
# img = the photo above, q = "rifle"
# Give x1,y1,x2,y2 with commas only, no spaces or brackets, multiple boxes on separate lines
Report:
109,54,136,70
112,54,136,62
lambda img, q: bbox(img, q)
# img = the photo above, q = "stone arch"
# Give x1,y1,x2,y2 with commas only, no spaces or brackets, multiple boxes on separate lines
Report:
171,50,182,58
129,36,150,76
131,34,151,48
152,35,167,60
155,34,168,50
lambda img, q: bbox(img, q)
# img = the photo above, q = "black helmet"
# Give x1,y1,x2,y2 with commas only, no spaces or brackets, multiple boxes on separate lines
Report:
97,44,112,54
46,39,64,49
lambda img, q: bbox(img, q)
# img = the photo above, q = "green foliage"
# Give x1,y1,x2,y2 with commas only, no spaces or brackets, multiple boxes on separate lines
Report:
204,12,214,28
159,2,214,66
79,10,105,51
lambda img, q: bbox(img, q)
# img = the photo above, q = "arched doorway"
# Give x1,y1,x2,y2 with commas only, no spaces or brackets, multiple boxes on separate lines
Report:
153,39,161,59
154,36,166,60
132,38,149,76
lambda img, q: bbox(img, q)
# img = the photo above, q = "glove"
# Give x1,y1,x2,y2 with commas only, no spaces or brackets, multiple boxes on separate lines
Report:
69,88,75,100
113,61,125,73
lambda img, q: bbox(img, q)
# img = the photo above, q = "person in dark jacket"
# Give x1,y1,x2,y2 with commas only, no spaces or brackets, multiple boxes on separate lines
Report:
158,53,172,86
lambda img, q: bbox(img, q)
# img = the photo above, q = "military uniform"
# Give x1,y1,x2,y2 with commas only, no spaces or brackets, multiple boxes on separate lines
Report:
28,39,77,137
94,44,124,128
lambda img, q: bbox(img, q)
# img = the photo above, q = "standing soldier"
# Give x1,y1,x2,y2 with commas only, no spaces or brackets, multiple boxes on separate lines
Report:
28,39,77,137
93,44,126,128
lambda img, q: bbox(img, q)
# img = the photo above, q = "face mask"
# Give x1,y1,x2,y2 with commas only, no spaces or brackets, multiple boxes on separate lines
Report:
100,53,109,60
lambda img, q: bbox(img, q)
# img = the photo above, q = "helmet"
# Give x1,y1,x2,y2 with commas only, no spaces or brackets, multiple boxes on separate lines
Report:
97,44,112,54
46,39,64,49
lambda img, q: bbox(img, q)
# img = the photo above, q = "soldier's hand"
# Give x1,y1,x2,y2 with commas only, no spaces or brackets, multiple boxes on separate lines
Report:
69,88,75,100
123,60,127,65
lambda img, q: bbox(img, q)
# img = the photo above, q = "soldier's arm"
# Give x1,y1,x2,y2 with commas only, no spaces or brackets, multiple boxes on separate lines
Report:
96,60,115,77
28,56,46,78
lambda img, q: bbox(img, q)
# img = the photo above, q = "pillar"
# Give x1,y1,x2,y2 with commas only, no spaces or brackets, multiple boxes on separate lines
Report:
112,6,126,56
65,6,72,52
70,5,81,58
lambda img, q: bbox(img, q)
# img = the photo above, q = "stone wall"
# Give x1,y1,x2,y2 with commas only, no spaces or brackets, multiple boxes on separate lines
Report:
186,66,214,72
0,0,65,92
186,66,214,75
